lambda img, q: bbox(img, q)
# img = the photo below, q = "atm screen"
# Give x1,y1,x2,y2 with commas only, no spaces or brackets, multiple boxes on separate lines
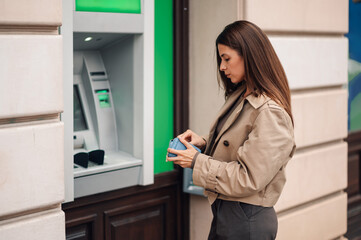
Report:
73,85,88,131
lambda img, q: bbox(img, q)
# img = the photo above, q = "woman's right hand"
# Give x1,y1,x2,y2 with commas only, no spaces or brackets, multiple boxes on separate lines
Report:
177,129,206,149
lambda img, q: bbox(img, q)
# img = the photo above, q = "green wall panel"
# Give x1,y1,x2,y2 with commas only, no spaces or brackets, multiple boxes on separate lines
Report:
76,0,141,14
154,0,174,174
350,92,361,131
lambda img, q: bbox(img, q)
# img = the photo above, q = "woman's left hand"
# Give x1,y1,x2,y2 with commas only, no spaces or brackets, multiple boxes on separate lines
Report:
166,137,198,168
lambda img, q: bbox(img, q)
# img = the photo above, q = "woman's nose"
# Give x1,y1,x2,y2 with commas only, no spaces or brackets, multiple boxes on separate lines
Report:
220,64,226,71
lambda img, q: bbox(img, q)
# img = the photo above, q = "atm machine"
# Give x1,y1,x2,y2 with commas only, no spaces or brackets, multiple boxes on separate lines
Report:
72,49,144,198
63,0,154,201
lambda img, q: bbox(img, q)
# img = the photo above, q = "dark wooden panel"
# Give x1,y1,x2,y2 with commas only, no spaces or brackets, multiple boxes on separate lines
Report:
104,196,171,240
347,195,361,240
173,1,190,239
66,224,92,240
63,171,186,240
105,205,165,240
66,214,98,240
347,153,360,196
173,0,189,136
346,130,361,239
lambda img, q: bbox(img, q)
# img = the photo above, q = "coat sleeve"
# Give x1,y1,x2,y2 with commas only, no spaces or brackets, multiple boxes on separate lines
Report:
192,107,295,198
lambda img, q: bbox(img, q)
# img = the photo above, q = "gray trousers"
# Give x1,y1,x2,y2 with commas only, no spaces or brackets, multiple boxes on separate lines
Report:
208,199,278,240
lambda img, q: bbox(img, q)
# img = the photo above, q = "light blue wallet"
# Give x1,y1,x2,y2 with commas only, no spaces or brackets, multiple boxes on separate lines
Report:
168,137,201,157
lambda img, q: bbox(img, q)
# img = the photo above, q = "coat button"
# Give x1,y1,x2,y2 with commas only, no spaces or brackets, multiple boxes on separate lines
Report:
223,140,229,147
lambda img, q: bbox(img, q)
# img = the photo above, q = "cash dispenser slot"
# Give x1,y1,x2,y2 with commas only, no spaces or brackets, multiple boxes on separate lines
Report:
90,71,105,76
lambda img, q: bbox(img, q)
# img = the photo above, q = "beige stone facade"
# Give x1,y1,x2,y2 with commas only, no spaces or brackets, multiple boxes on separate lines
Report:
0,1,65,239
189,0,348,239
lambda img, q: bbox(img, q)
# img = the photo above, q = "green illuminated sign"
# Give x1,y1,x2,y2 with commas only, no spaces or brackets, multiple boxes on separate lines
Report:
98,94,111,108
76,0,141,14
95,89,109,94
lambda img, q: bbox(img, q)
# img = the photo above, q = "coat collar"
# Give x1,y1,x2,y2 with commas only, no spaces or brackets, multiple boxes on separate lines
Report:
245,92,270,109
220,86,270,117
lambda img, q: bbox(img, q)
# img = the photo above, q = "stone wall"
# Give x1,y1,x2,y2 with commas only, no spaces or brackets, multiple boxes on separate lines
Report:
0,1,65,239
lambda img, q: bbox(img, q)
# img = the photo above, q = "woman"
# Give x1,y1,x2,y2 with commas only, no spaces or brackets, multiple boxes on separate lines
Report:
167,20,296,240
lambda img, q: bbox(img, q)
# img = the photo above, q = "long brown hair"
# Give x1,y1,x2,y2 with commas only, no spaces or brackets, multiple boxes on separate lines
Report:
216,20,294,125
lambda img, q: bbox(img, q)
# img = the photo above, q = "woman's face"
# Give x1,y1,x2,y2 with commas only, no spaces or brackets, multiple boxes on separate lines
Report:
217,44,245,84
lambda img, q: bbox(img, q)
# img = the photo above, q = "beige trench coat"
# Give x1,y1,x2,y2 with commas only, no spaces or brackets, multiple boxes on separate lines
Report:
193,86,296,206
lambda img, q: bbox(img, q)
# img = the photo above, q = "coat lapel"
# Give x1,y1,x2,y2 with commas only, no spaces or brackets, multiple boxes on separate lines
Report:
205,86,245,154
213,98,245,145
